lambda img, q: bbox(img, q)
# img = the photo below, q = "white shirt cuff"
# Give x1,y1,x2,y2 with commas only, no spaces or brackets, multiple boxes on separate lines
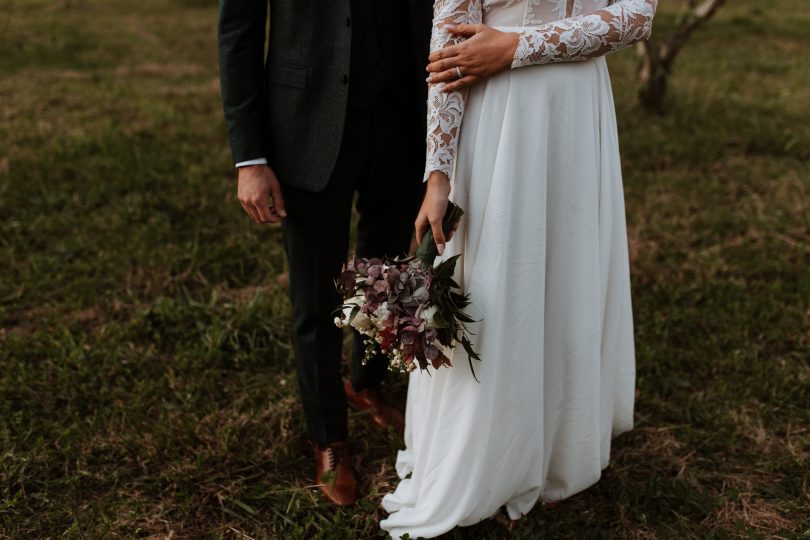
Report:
235,158,268,168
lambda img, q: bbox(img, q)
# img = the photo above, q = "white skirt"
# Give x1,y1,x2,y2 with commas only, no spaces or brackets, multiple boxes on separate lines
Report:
381,56,636,539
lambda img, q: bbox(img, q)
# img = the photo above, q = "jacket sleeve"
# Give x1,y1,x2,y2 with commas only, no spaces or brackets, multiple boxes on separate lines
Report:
218,0,271,165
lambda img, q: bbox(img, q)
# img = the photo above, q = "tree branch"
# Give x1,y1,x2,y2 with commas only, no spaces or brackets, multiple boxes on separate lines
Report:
661,0,726,68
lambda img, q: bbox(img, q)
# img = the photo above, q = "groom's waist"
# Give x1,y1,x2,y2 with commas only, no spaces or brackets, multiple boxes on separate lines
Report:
348,0,411,108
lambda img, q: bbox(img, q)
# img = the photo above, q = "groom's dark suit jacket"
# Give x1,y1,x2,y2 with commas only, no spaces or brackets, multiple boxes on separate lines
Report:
218,0,433,192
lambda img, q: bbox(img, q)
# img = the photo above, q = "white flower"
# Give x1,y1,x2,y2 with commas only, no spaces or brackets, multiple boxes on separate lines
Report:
389,350,402,370
374,302,392,329
336,295,364,326
420,305,439,329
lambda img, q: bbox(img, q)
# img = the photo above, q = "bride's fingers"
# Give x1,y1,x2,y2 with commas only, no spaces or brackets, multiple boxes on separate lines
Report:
442,75,477,93
415,213,429,245
428,67,464,84
430,220,446,255
427,56,463,74
443,23,486,39
428,44,461,63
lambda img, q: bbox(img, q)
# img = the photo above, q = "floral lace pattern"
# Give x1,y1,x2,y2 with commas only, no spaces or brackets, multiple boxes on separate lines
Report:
510,0,657,68
424,0,656,180
425,0,484,182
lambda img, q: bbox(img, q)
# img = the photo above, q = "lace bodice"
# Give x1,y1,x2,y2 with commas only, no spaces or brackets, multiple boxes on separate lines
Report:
425,0,657,181
485,0,622,25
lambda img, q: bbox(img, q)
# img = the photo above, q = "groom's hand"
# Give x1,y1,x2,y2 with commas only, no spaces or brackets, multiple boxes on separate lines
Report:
415,172,452,256
426,24,519,93
237,164,287,224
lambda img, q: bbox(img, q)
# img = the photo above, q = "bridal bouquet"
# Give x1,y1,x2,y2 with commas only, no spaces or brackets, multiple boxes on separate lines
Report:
334,203,480,377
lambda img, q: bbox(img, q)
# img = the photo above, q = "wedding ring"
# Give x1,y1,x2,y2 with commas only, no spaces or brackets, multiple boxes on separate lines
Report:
455,66,463,80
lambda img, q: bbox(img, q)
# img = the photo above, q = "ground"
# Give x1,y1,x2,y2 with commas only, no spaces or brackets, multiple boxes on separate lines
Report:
0,0,808,538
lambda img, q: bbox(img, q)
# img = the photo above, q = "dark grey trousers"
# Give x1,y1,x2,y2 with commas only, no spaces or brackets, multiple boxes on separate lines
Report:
281,86,423,444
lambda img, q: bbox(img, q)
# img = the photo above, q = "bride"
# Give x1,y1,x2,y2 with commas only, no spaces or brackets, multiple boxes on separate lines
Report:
381,0,657,538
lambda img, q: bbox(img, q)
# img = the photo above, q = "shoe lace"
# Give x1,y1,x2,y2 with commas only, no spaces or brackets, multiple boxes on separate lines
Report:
325,444,347,471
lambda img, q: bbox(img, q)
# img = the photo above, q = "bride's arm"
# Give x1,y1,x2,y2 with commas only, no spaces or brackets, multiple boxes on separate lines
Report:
509,0,657,68
424,0,483,183
428,0,657,91
415,0,483,254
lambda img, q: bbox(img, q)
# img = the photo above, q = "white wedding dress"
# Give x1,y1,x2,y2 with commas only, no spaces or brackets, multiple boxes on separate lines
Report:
381,1,657,538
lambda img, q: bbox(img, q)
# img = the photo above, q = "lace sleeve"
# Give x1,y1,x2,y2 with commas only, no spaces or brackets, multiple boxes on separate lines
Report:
424,0,484,182
509,0,657,68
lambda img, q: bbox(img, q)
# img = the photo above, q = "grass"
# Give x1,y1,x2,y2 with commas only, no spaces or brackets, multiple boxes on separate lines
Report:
1,0,808,538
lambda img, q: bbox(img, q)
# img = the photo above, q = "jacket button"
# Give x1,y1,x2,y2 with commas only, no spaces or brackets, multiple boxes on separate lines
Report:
341,73,349,84
345,16,351,27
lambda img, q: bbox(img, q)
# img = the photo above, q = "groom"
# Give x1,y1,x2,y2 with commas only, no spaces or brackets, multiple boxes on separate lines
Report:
218,0,432,506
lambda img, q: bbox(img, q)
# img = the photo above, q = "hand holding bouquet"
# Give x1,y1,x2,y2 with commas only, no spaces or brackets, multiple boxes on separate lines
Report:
335,203,480,378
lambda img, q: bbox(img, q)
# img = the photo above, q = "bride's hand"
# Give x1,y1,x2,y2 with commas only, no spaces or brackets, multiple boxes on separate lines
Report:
427,24,519,93
415,172,452,256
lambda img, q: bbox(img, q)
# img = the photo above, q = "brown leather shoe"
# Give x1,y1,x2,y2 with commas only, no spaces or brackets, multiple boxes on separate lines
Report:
344,378,405,435
314,442,358,507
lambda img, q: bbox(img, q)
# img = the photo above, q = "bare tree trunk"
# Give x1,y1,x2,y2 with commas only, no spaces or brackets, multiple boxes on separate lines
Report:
638,0,726,114
638,40,667,114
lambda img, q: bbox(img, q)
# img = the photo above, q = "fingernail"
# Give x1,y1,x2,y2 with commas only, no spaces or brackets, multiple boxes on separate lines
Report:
437,244,445,255
444,23,456,29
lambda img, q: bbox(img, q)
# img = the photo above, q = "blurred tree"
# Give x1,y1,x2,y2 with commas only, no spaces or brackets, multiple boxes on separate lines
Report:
638,0,726,114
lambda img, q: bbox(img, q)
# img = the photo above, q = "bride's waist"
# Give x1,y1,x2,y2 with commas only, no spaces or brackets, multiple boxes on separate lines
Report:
484,9,577,27
483,5,526,27
479,56,608,91
499,55,606,75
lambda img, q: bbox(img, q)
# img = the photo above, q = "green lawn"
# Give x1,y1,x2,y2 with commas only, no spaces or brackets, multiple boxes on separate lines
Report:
1,0,808,538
